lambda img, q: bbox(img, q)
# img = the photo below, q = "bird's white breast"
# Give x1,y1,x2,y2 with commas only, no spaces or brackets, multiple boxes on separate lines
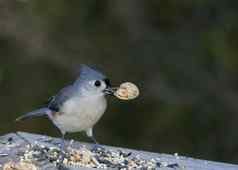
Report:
53,95,107,133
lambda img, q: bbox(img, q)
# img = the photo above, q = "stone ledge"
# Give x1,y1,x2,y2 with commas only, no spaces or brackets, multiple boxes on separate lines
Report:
0,132,237,170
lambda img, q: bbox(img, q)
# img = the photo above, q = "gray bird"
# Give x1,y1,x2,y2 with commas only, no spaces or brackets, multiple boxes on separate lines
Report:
16,65,116,149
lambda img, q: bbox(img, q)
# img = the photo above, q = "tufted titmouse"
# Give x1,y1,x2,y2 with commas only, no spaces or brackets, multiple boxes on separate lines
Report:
16,65,117,149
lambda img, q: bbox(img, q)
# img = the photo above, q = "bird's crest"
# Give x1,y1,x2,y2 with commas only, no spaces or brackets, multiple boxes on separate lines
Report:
75,65,106,84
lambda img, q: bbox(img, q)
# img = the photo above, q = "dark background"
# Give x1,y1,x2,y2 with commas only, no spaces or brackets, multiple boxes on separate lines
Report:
1,0,238,164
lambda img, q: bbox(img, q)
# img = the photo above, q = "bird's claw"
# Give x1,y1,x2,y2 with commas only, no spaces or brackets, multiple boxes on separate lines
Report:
91,143,105,152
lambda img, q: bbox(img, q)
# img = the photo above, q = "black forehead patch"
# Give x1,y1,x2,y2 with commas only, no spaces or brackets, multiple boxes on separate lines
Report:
104,78,111,87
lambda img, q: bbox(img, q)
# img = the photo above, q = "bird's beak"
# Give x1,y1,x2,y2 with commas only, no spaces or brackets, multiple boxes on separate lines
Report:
103,87,117,96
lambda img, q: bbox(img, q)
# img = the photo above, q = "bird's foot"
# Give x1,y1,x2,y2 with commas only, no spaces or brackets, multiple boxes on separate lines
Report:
55,149,69,169
91,143,105,153
89,136,104,152
58,150,66,161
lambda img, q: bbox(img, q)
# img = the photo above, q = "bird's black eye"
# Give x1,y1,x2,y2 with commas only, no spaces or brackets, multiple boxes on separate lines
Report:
94,80,101,87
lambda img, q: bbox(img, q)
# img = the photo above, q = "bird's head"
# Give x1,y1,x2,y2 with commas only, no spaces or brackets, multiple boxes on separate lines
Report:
74,65,115,97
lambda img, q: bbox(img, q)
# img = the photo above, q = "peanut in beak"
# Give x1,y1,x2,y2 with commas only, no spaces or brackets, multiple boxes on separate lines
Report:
113,82,139,100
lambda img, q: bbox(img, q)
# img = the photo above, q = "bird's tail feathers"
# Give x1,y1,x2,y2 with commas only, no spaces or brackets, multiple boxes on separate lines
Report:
16,107,51,121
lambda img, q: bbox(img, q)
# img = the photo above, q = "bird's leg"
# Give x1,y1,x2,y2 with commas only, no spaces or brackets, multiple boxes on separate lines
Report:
86,128,98,144
86,128,104,151
90,136,99,145
57,132,67,164
60,133,66,151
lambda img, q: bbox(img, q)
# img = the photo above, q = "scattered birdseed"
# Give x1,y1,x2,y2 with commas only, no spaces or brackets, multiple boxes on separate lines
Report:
3,161,39,170
114,82,139,100
0,140,7,145
10,143,181,170
174,153,180,160
167,163,180,168
0,153,8,157
161,161,169,167
8,137,13,143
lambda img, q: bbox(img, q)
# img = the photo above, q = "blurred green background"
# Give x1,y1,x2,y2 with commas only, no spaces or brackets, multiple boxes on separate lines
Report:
1,0,238,164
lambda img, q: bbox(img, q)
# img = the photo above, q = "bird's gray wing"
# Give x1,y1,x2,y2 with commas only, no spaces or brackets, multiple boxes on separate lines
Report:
48,85,75,112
